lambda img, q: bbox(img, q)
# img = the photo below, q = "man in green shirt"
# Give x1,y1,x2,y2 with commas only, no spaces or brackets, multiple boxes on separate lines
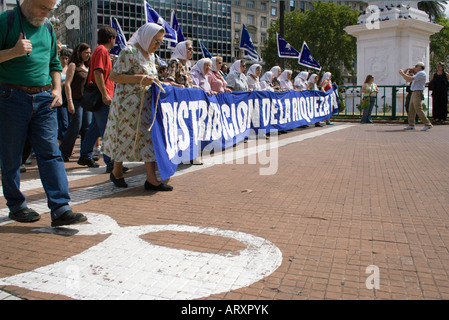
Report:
0,0,87,227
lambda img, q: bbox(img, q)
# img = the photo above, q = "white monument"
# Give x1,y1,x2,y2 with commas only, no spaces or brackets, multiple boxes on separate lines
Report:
344,1,443,114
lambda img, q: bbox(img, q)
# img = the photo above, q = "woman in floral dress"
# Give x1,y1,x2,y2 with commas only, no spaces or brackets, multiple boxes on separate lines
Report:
103,23,173,191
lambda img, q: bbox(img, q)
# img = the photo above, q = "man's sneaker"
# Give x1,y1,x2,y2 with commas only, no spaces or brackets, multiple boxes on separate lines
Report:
404,126,416,130
77,157,99,168
421,125,433,131
51,210,88,227
9,207,40,223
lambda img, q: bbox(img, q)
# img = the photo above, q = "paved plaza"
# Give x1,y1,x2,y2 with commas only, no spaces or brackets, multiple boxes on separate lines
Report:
1,122,449,301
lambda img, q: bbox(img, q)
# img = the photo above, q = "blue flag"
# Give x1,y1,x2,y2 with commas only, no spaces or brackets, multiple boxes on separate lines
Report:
169,11,185,50
276,33,300,59
110,17,127,55
199,40,212,59
298,42,321,71
144,1,177,43
240,24,262,62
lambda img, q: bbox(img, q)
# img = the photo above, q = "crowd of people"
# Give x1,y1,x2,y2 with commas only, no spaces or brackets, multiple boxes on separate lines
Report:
1,0,447,228
52,23,340,189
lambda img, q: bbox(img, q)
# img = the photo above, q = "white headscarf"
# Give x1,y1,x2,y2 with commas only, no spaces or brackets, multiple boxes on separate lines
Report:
128,23,164,53
321,72,332,85
294,71,309,88
211,57,219,72
247,64,261,78
279,70,293,90
230,60,243,75
260,71,273,84
308,74,318,84
270,66,281,78
191,58,212,76
171,40,190,61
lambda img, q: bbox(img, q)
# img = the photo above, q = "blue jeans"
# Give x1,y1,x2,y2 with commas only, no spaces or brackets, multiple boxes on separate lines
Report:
0,84,71,220
57,106,70,141
361,97,376,123
59,99,92,158
79,102,113,168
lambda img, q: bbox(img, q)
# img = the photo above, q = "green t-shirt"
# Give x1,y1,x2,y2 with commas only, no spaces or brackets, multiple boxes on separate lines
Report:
0,7,62,87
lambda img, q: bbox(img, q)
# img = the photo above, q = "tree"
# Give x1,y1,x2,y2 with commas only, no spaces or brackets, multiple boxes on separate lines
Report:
418,1,447,21
262,1,358,84
430,16,449,72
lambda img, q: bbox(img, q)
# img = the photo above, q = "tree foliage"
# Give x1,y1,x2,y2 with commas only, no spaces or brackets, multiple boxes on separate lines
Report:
430,16,449,72
262,1,358,84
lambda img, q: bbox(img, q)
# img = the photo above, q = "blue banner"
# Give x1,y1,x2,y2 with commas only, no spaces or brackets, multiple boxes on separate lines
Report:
144,1,177,43
277,33,300,59
199,40,212,59
240,24,262,62
299,42,321,71
110,17,127,56
151,85,339,181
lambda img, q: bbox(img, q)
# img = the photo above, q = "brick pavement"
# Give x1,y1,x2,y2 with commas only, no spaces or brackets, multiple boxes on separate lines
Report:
1,122,449,300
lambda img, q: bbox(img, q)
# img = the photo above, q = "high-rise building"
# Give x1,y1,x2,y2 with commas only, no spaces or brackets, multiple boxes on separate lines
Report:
55,0,233,63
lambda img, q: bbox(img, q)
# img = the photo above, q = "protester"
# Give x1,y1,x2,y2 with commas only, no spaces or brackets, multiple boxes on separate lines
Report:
307,74,319,90
57,46,72,144
59,43,91,162
220,63,228,79
190,58,215,94
428,62,449,124
103,23,172,191
399,62,433,131
321,72,334,125
279,70,293,91
260,71,274,91
270,66,281,91
166,40,194,88
360,75,378,124
246,64,262,91
208,56,231,93
226,60,248,92
0,0,87,226
294,71,309,91
77,25,117,172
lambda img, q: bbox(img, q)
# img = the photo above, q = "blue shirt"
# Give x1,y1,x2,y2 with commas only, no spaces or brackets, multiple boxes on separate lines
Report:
410,70,427,91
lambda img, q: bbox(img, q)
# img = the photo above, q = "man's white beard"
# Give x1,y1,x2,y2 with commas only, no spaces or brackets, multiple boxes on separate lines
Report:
28,17,46,27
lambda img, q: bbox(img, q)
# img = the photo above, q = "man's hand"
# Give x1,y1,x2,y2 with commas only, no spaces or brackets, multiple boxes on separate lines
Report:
102,93,112,106
13,33,32,57
50,89,63,109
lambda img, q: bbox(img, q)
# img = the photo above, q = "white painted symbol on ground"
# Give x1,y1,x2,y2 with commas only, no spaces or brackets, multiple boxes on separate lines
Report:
0,213,283,300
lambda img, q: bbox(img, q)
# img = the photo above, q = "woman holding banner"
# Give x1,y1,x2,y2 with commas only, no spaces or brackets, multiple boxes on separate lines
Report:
103,23,173,192
270,66,282,91
166,40,194,88
226,60,249,92
209,57,231,93
294,71,309,91
260,71,275,92
246,64,262,91
190,58,215,95
279,70,294,91
321,72,335,125
307,74,319,90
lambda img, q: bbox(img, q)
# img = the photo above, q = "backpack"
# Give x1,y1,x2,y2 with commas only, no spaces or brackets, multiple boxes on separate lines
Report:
2,9,53,50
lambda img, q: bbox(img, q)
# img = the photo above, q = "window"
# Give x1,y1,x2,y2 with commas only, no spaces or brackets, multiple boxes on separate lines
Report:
260,2,266,10
261,33,267,43
234,12,240,23
261,16,267,27
271,7,277,16
247,0,255,9
247,14,254,25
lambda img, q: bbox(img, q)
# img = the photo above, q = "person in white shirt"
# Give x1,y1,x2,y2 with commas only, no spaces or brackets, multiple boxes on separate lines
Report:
399,62,433,131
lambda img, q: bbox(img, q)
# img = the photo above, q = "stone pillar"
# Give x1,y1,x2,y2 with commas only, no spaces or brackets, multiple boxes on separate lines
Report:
344,1,443,115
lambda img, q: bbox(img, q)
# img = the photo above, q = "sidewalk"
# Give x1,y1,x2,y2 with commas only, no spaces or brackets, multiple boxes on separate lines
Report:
1,122,449,300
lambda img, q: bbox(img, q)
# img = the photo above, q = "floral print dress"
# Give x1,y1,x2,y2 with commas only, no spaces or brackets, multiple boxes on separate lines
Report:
103,44,157,162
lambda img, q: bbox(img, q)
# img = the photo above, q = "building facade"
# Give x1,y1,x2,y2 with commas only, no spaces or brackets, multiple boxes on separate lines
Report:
55,0,233,63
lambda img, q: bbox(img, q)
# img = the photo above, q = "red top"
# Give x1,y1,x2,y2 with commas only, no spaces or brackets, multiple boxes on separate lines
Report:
88,45,114,97
322,80,332,92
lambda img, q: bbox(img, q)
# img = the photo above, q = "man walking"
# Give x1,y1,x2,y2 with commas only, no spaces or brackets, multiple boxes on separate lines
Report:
77,25,116,173
399,62,433,131
0,0,87,227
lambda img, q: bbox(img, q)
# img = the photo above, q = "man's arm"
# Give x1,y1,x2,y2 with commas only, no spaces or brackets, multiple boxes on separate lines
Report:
398,69,414,82
0,33,32,63
49,70,62,108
